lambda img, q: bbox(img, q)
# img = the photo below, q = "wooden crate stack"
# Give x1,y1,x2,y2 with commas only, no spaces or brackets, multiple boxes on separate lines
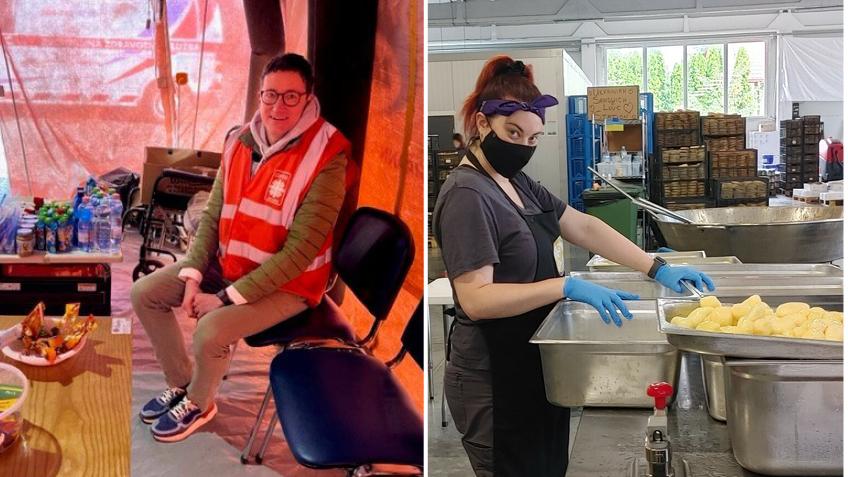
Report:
779,116,822,195
710,149,757,180
702,114,746,153
653,112,710,210
713,177,769,207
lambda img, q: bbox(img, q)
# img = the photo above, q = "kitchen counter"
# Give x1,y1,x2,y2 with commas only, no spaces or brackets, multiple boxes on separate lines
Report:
566,352,769,477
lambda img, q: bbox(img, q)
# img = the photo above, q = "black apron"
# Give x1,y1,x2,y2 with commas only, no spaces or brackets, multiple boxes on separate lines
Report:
461,152,570,477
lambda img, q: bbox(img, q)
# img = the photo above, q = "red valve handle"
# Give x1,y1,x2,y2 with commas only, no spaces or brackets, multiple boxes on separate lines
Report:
647,382,674,410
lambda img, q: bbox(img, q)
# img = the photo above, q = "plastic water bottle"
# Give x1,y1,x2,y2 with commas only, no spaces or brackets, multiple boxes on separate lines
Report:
76,197,92,252
109,193,123,253
93,201,111,253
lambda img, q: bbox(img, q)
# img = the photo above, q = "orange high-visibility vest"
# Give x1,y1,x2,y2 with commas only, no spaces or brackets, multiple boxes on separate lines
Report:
218,118,353,306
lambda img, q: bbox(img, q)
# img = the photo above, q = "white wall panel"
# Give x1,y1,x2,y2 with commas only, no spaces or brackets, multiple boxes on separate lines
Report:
428,62,455,113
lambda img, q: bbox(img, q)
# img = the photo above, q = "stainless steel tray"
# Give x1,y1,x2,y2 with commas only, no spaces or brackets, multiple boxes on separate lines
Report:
700,355,726,422
531,301,680,408
656,298,843,359
673,263,844,278
566,273,696,299
725,359,843,475
586,251,706,270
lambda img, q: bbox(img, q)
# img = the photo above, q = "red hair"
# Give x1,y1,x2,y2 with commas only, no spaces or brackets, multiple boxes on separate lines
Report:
460,55,541,139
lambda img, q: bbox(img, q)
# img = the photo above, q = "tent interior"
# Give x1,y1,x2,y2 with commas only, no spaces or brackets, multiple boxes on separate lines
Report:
0,0,423,474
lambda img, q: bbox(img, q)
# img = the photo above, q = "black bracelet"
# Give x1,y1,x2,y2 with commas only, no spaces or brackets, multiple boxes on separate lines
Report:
216,289,233,305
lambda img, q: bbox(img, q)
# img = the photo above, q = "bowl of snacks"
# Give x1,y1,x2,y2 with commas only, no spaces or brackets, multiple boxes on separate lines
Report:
0,363,28,453
2,302,97,366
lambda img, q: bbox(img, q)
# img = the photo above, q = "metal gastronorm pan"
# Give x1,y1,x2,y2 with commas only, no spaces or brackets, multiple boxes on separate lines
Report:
531,301,680,408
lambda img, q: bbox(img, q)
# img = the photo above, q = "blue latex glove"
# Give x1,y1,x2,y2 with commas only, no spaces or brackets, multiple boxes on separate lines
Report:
656,247,676,253
564,277,640,327
654,265,716,293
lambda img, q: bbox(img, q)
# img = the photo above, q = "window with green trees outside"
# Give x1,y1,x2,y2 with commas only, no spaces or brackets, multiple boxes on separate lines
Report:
605,41,766,116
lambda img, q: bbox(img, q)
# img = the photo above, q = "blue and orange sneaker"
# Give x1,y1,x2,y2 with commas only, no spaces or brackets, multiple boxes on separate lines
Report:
139,387,187,424
151,396,218,442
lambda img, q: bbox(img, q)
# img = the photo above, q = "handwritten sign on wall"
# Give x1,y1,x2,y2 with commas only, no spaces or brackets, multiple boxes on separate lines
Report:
587,86,639,120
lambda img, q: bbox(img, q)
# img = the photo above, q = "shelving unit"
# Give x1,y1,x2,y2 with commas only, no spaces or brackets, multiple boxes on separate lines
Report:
778,116,823,195
566,94,653,213
566,96,601,211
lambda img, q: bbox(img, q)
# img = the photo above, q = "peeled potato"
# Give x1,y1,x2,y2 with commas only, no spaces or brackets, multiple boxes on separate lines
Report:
669,296,843,342
753,318,775,336
776,302,810,317
824,311,844,323
743,303,771,323
709,307,733,327
825,323,843,341
687,308,712,327
696,321,721,332
772,317,795,335
807,307,826,320
808,318,830,333
737,319,755,334
784,312,808,326
670,316,691,328
732,303,751,320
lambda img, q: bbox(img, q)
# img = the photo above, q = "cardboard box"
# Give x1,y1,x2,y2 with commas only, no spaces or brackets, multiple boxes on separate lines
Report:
141,147,221,204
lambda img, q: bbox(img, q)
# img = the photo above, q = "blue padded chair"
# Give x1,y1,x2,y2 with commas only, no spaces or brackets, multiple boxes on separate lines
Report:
269,299,424,475
240,207,415,464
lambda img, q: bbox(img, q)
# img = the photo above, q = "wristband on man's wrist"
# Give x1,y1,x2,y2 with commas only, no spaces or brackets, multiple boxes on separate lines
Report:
216,289,233,306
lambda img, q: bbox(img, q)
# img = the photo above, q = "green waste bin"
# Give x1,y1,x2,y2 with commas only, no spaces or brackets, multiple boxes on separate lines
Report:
581,185,643,243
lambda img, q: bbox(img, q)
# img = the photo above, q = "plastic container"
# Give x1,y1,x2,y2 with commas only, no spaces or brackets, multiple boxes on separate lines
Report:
0,363,29,454
15,228,34,257
582,184,643,242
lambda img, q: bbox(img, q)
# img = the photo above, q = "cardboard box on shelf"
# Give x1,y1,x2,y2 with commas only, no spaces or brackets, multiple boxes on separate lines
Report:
140,147,221,205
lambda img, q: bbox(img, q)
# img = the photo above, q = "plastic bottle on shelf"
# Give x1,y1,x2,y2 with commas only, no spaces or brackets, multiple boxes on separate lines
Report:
45,218,57,254
109,193,123,253
76,197,92,252
93,200,111,253
71,187,84,247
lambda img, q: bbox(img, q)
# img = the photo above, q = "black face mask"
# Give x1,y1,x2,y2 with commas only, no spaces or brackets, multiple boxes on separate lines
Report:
480,130,536,179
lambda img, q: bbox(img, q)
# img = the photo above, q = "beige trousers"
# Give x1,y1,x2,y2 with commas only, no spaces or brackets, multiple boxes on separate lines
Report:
130,261,308,410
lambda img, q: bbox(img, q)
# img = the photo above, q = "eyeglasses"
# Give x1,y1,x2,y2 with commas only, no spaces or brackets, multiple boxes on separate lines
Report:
259,89,307,106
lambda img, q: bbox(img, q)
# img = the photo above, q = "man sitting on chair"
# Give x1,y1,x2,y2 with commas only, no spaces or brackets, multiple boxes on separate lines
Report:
131,53,357,442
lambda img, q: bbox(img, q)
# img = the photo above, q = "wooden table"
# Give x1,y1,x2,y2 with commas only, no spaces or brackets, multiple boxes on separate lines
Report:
0,316,131,477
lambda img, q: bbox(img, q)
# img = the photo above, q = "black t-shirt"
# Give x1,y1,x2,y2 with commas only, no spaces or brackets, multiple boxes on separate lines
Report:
432,165,567,369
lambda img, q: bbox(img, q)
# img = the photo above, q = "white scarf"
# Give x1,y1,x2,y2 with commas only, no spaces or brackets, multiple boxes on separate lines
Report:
249,95,322,162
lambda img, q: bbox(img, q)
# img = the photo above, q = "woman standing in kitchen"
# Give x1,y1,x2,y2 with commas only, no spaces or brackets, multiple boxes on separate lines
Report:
432,55,715,477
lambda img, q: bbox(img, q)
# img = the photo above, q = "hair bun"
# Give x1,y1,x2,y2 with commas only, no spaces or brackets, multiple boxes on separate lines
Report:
499,60,526,77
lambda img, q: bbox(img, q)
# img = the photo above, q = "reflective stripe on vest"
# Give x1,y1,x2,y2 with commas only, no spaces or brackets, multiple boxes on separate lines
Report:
215,118,352,306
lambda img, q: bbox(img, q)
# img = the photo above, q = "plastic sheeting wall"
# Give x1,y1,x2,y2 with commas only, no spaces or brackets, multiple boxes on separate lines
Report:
340,0,424,413
779,36,843,102
0,0,251,197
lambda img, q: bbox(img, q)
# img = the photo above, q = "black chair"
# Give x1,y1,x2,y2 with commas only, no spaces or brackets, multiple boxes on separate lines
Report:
269,299,424,475
240,207,415,464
